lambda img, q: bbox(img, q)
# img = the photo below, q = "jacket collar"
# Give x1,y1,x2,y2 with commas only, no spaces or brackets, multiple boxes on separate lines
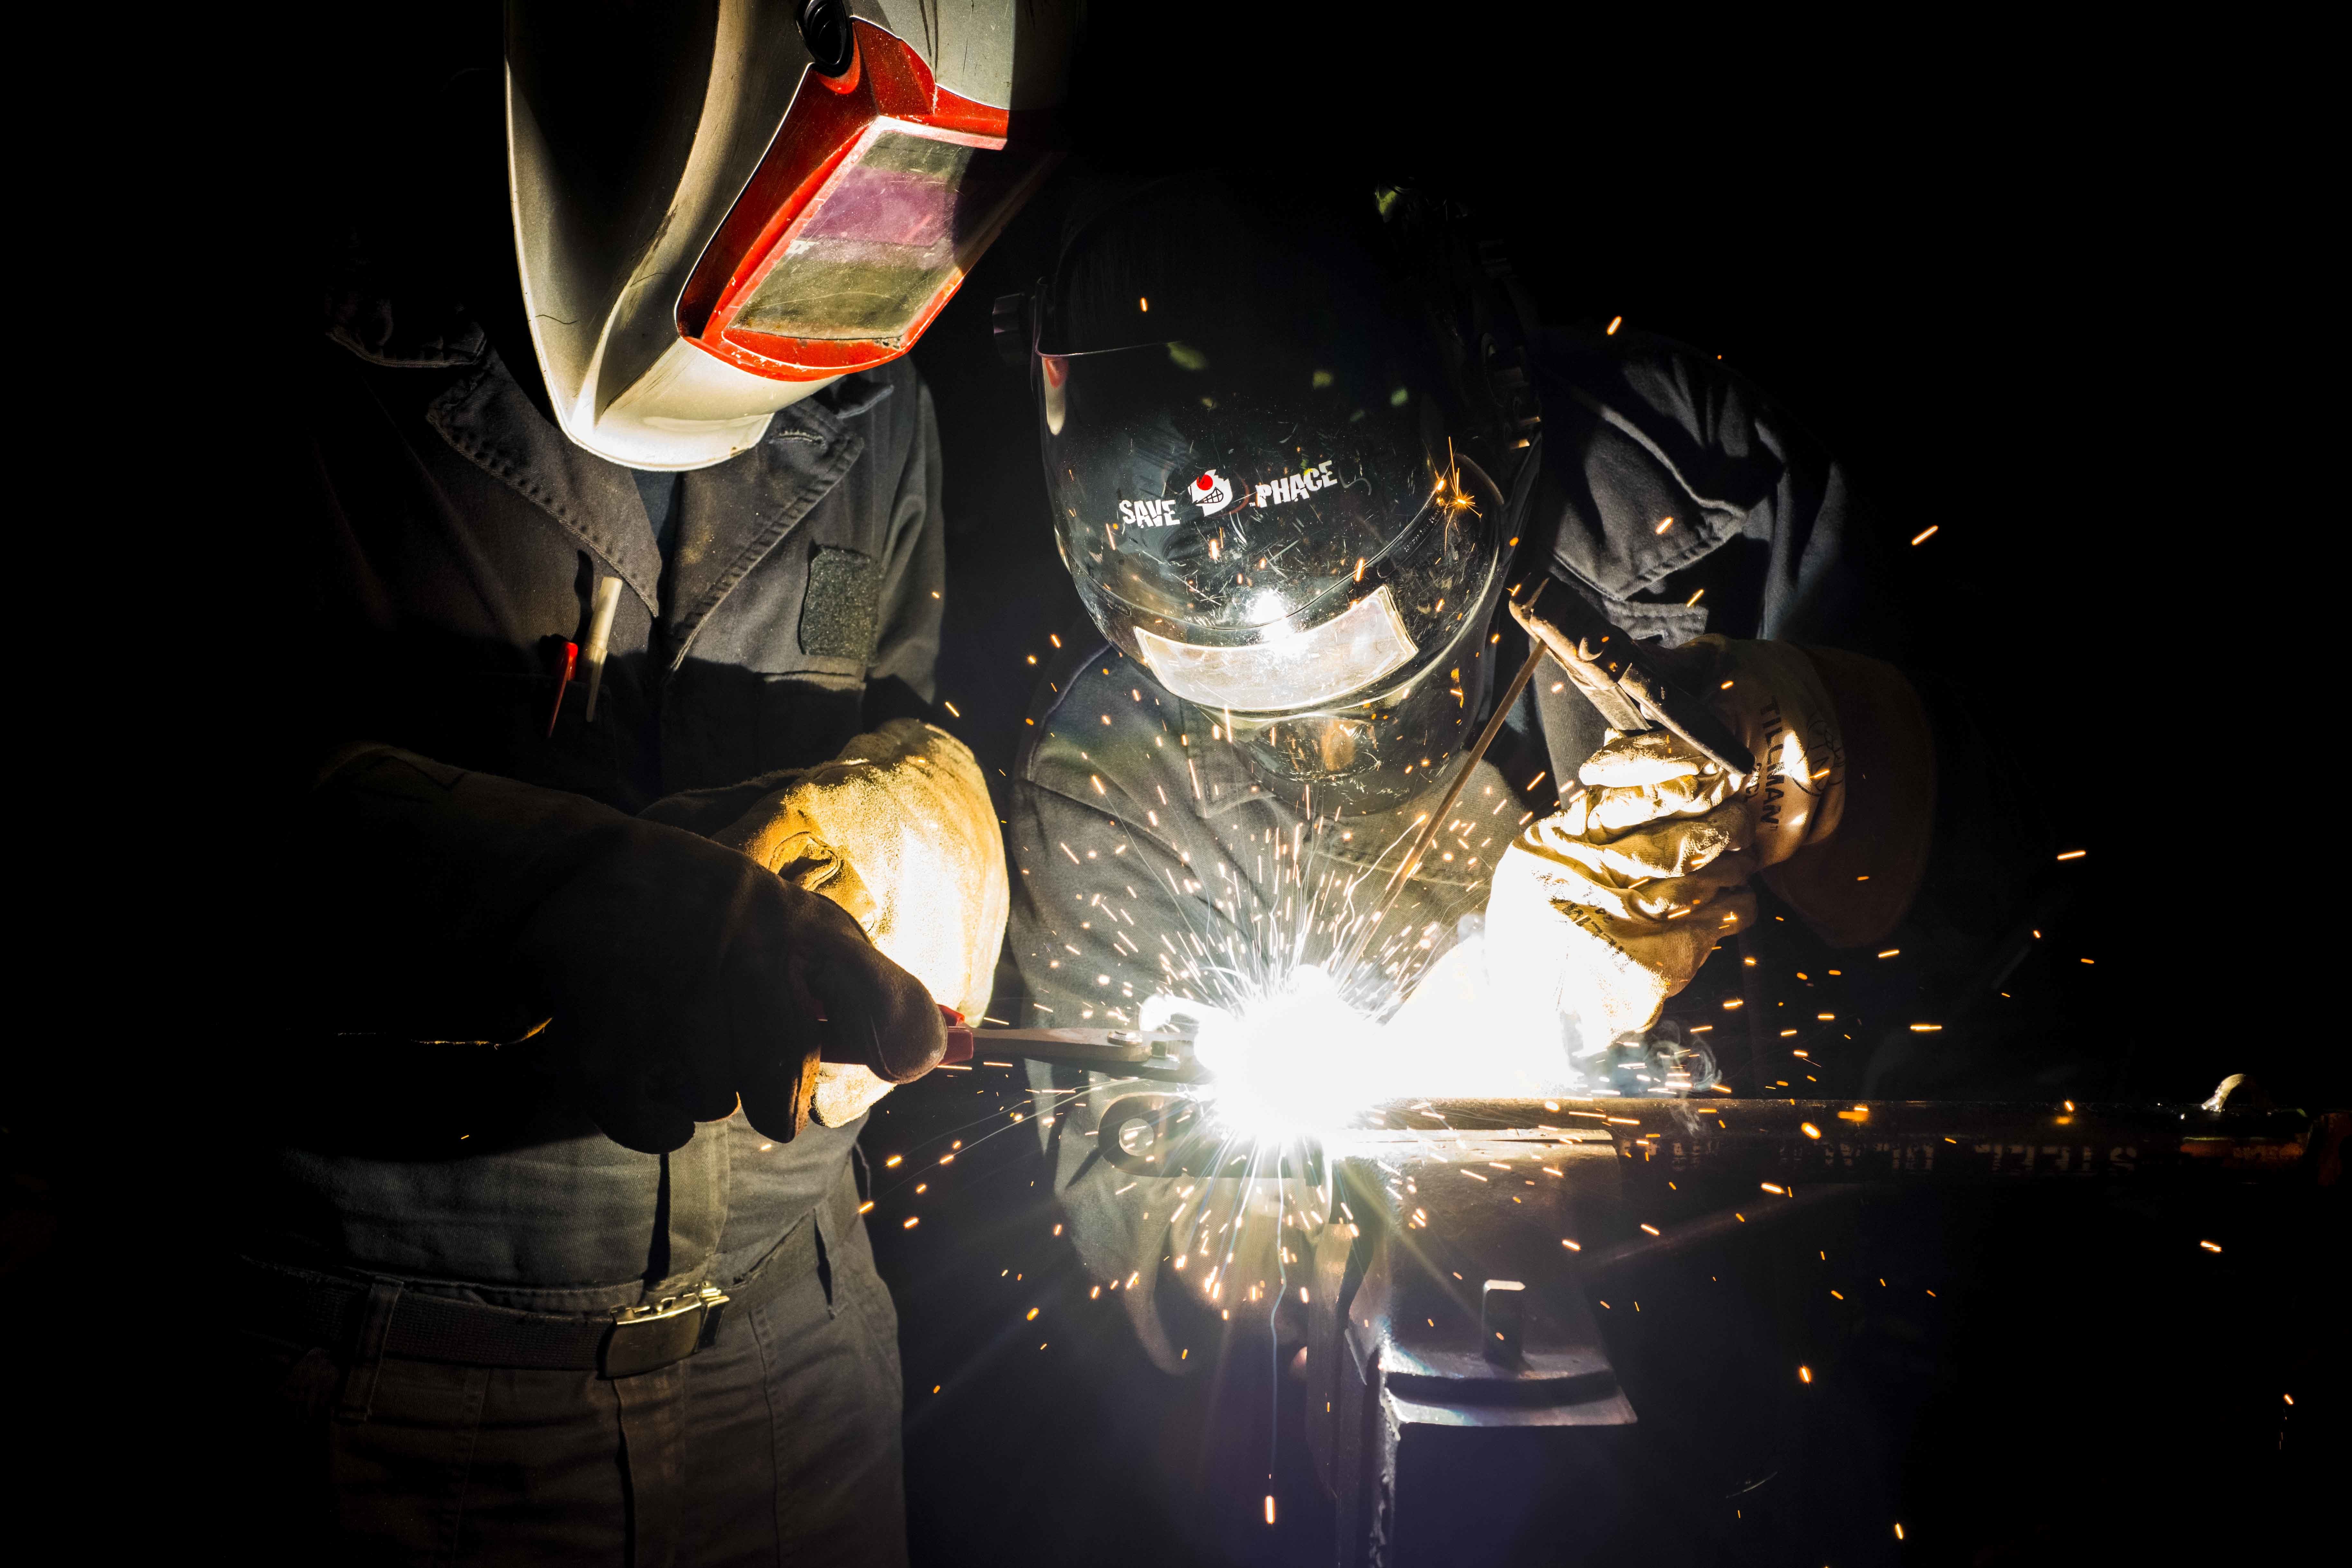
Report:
344,272,889,639
423,338,872,658
426,348,669,617
660,404,866,671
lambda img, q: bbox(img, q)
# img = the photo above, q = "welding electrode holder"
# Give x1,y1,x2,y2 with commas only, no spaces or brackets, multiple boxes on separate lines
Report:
1509,581,1755,777
967,1026,1208,1083
809,1003,972,1070
1097,1093,1328,1188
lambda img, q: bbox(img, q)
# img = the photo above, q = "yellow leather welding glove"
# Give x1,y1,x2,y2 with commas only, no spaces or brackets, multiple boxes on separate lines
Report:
715,719,1008,1124
1485,636,1847,1038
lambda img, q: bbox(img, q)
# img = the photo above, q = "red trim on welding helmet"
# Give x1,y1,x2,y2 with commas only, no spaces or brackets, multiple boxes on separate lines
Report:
677,19,1055,382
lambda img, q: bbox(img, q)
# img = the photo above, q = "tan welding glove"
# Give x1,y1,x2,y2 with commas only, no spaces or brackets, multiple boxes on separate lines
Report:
715,719,1008,1124
1485,636,1845,1038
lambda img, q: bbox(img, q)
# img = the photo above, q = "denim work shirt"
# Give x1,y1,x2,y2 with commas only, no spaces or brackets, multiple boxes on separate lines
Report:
260,278,946,1312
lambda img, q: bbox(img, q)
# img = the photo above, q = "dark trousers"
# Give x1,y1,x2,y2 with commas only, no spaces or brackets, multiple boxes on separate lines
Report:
231,1213,908,1567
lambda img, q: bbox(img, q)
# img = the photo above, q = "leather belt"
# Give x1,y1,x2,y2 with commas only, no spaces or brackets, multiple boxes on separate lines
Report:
237,1190,843,1380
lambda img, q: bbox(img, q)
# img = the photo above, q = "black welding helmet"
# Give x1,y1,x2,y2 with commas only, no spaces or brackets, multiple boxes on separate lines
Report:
1018,178,1535,813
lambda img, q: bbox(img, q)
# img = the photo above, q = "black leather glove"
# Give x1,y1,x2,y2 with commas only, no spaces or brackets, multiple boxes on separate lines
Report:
288,746,946,1152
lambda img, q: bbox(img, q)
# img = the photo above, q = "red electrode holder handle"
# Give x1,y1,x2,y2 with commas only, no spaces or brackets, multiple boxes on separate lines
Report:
939,1005,974,1065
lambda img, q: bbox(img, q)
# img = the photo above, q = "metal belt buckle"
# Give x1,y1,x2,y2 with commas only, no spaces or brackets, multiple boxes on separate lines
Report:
600,1284,730,1378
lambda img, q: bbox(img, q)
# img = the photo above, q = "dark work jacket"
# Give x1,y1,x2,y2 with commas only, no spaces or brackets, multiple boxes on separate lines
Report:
255,285,946,1310
1008,324,2051,1363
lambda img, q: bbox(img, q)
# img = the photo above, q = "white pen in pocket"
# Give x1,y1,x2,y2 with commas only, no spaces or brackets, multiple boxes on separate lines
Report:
580,575,624,723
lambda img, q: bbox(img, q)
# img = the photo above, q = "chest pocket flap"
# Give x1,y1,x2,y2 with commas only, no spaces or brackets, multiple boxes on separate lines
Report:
799,544,881,663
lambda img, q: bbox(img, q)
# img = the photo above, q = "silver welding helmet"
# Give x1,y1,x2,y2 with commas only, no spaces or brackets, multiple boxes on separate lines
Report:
1025,181,1528,813
506,0,1072,470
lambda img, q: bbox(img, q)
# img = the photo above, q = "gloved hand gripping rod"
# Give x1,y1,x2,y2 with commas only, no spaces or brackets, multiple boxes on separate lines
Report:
1334,575,1758,982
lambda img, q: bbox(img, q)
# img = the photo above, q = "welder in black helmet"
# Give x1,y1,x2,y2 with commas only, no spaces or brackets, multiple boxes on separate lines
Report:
999,175,2053,1359
232,5,1068,1563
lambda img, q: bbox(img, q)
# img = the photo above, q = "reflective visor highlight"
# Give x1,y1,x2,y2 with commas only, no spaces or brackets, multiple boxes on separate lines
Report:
1134,586,1418,711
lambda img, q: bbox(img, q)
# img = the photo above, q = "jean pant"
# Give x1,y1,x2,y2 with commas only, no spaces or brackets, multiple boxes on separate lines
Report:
231,1204,908,1568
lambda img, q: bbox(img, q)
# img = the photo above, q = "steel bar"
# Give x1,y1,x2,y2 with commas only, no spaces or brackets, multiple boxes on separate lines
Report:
967,1027,1206,1083
1334,1097,2343,1189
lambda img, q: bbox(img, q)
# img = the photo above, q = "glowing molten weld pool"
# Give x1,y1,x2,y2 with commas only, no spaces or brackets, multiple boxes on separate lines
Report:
1187,966,1396,1141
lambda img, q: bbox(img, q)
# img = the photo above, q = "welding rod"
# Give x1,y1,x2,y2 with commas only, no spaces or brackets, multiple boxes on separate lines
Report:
1338,582,1554,978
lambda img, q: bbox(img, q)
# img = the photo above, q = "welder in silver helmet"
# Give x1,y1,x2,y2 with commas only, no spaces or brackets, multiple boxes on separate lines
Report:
236,5,1067,1563
1000,175,2049,1364
1033,220,1516,820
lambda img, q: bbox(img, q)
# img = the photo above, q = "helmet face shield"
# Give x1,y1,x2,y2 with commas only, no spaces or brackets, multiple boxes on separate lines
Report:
1217,531,1510,813
1039,335,1510,812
